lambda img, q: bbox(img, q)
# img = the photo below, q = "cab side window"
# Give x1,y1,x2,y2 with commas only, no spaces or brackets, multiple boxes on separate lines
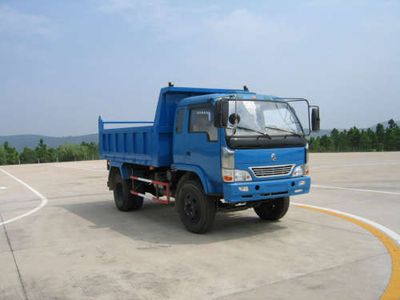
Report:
176,109,184,134
189,105,217,141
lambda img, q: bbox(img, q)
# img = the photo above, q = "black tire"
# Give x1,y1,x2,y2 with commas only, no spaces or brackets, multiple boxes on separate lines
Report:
112,172,143,211
254,197,290,221
175,179,216,233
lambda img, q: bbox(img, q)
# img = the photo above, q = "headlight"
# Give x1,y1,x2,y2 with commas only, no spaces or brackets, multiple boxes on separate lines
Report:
222,169,252,182
234,170,252,182
292,165,307,177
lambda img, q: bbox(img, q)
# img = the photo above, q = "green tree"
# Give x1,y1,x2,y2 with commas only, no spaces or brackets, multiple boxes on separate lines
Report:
35,139,50,163
384,119,399,151
0,145,6,165
330,128,339,151
20,147,37,164
47,148,58,162
3,142,19,164
366,128,377,151
57,144,85,162
347,127,362,151
376,123,385,151
338,130,349,151
319,135,331,151
309,136,321,152
359,130,371,151
81,142,99,160
308,119,399,153
1,141,101,165
388,119,397,129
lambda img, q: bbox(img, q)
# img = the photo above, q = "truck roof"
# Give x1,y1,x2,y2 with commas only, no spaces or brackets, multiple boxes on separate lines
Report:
177,92,279,106
159,86,246,95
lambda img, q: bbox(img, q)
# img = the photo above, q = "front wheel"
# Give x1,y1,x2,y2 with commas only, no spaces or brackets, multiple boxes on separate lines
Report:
175,180,216,234
254,197,290,221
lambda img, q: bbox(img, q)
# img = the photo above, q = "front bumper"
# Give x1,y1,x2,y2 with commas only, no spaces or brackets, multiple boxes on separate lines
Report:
223,176,311,203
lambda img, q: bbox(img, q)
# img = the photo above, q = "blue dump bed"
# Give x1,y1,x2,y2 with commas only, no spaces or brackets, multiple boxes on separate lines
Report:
98,123,167,167
98,86,243,167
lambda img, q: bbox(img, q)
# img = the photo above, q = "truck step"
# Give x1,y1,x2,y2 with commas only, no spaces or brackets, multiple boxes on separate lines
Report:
130,176,171,204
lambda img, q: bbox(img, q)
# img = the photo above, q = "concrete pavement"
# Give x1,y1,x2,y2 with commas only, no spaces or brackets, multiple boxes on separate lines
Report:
0,152,399,299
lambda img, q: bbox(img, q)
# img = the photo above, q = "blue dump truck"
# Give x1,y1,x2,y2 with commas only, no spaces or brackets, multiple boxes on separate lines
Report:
99,84,320,233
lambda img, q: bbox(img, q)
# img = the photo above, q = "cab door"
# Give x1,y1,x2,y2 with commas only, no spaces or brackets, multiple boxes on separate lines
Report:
185,104,221,192
172,107,187,165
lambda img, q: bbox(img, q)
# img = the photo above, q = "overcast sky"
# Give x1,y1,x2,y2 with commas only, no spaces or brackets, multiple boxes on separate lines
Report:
0,0,399,136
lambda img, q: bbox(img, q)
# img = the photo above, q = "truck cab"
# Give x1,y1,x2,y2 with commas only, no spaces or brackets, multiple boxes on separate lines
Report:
173,93,315,200
99,85,320,233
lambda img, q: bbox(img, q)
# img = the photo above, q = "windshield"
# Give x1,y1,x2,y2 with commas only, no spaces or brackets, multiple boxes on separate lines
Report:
225,100,303,137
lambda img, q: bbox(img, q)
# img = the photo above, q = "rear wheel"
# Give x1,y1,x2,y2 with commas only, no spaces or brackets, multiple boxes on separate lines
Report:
112,172,143,211
254,197,290,220
176,180,216,233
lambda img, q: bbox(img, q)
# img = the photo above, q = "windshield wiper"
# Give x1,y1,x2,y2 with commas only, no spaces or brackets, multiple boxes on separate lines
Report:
230,126,271,139
264,126,303,137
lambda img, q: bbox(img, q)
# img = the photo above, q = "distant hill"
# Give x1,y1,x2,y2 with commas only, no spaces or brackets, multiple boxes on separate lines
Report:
0,134,98,151
369,120,400,130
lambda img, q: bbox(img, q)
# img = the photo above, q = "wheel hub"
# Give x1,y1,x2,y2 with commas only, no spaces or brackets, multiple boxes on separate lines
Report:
183,193,199,221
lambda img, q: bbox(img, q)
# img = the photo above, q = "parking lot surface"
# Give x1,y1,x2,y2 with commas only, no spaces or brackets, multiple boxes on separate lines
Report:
0,152,399,300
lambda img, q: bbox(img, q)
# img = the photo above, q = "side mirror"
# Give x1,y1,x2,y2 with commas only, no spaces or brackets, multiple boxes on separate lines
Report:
214,100,229,128
311,107,320,131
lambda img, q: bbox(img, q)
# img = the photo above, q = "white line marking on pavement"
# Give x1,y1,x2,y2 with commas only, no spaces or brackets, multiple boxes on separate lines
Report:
292,202,400,245
0,168,48,226
313,184,400,196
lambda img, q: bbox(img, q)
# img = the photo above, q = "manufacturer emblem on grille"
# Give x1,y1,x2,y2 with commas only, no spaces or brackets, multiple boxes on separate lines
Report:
271,153,277,161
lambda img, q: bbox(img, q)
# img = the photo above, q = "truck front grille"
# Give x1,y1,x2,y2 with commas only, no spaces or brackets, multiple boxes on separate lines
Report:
250,164,294,178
